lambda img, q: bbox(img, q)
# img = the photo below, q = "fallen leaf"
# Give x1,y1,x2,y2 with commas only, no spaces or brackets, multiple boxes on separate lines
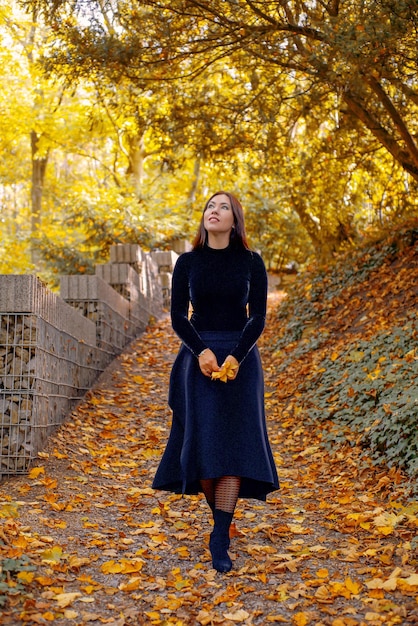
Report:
28,466,45,479
41,545,64,563
54,592,82,608
223,609,250,622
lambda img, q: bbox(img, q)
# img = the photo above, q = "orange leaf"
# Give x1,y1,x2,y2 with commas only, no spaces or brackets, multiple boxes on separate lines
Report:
229,522,241,538
28,466,45,479
101,560,124,574
35,576,55,586
293,612,310,626
211,361,238,382
345,577,361,595
41,612,56,621
119,577,142,591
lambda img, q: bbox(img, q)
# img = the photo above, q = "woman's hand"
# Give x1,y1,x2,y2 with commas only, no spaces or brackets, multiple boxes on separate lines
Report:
222,355,239,380
198,349,220,377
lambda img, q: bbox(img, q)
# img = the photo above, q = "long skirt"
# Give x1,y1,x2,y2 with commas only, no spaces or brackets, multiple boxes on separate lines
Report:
152,331,279,501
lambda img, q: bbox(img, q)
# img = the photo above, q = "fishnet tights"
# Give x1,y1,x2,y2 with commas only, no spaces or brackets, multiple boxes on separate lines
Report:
200,476,241,514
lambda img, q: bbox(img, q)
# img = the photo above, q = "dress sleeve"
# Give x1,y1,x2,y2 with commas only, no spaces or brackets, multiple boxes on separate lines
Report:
230,253,267,364
170,254,207,357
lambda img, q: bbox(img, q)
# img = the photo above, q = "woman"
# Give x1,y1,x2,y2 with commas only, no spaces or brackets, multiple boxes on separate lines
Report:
152,191,279,572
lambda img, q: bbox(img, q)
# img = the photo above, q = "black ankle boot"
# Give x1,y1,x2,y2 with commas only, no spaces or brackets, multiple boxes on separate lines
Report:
209,509,233,572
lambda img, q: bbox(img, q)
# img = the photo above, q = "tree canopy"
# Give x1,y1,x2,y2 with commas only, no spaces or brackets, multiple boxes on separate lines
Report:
32,0,418,178
0,0,417,277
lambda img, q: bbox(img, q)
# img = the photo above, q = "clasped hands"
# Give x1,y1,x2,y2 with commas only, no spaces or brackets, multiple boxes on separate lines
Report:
198,348,239,381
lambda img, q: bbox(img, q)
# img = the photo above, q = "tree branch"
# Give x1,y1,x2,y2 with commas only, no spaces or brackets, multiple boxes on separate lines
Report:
342,90,418,181
365,74,418,164
385,75,418,107
327,0,340,17
243,0,279,26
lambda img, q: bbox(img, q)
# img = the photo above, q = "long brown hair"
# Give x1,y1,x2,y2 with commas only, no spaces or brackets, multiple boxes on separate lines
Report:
192,191,250,250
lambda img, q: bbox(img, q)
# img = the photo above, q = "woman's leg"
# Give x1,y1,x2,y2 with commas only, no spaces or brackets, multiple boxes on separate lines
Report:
200,478,215,510
215,475,240,513
210,475,241,572
200,476,241,513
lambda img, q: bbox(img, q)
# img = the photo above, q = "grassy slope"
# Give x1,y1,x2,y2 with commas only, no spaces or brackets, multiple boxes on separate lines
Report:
266,220,418,496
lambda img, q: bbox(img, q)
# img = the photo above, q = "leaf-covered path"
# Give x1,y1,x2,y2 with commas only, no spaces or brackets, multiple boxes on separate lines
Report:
1,295,417,625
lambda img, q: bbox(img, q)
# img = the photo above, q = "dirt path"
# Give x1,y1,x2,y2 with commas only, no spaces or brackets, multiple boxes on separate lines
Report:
1,299,417,625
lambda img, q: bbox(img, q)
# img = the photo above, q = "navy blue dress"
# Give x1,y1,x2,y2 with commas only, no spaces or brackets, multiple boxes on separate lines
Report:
152,243,279,501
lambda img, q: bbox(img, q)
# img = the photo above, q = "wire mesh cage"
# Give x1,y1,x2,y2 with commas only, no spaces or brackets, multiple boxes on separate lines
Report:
0,312,107,475
0,245,180,477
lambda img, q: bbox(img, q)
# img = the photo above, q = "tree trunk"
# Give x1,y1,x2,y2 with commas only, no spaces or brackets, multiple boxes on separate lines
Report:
30,130,48,266
126,132,146,196
342,91,418,182
292,200,352,264
186,156,201,213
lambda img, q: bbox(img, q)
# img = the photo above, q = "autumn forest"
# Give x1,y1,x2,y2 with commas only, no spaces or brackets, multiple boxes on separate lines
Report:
1,0,418,280
1,1,418,624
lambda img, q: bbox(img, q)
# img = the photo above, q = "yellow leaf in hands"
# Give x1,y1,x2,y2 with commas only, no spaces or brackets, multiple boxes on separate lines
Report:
211,361,238,383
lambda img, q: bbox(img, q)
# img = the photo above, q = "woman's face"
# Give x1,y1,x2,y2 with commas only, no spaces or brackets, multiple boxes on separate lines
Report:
203,193,235,237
